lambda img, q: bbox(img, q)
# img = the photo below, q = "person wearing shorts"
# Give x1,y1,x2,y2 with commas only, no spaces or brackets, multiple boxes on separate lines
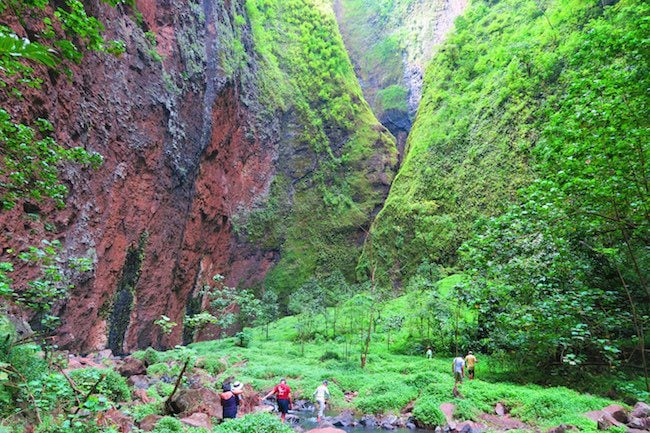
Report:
452,356,465,383
465,351,478,380
264,378,293,423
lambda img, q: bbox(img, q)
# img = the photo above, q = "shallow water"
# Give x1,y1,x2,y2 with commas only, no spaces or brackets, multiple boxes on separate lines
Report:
295,410,429,432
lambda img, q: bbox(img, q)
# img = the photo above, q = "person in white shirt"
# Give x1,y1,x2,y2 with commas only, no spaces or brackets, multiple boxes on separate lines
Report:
312,380,331,422
452,356,465,383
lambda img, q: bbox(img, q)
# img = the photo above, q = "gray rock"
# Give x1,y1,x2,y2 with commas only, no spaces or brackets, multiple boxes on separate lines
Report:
631,402,650,418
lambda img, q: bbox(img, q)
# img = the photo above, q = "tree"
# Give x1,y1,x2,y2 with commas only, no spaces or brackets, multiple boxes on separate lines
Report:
256,290,280,340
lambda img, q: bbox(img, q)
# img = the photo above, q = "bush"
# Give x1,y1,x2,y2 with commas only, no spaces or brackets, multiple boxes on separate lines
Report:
152,416,183,433
68,367,131,402
319,351,341,362
197,355,227,375
133,347,160,366
412,396,445,428
214,413,294,433
128,401,162,422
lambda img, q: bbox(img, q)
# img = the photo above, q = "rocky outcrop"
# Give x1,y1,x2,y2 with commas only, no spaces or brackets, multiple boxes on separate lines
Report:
1,0,395,352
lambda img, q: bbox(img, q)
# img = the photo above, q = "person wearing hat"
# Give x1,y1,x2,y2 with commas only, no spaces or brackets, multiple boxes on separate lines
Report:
465,351,478,380
312,380,330,422
264,378,293,423
220,381,244,419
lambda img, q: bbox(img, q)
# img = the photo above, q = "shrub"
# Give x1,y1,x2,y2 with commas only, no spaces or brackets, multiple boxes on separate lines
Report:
412,395,445,428
133,347,160,366
152,416,183,433
214,412,294,433
128,401,162,422
68,367,131,402
319,351,341,362
197,355,227,375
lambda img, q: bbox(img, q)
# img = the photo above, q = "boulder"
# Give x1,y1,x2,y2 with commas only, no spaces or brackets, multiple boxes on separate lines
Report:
603,404,629,423
128,374,155,389
597,413,623,430
406,421,417,430
99,408,134,433
331,410,355,427
359,415,377,427
631,402,650,418
180,412,212,429
454,421,482,433
118,357,146,377
495,402,506,416
238,384,261,415
440,402,455,423
168,387,221,418
133,389,155,404
138,414,162,432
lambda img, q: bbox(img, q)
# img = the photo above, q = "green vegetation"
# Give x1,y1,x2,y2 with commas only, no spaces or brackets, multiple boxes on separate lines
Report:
370,0,648,288
237,0,397,304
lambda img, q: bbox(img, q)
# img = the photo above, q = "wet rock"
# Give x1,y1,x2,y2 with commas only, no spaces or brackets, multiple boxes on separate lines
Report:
180,412,211,429
359,415,377,428
138,414,162,432
405,421,417,430
168,387,221,418
285,414,301,424
603,404,629,423
331,410,355,427
118,356,146,377
293,399,315,411
631,402,650,418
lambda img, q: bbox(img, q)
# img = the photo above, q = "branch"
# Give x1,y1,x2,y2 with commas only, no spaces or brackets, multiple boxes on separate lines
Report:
73,373,106,415
164,358,190,414
56,366,82,407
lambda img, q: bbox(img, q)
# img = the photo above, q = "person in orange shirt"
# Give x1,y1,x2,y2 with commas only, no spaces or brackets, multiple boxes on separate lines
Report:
465,351,478,380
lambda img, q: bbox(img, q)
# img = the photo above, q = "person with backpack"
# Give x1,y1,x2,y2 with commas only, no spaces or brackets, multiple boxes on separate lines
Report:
264,378,293,423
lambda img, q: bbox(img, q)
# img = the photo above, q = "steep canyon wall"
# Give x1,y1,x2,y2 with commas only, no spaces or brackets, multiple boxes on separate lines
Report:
0,0,396,352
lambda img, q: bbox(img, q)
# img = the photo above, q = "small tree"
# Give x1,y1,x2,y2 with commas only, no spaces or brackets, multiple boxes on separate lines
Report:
256,290,280,339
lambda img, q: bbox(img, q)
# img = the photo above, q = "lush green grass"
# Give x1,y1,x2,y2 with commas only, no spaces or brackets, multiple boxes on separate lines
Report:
176,298,626,430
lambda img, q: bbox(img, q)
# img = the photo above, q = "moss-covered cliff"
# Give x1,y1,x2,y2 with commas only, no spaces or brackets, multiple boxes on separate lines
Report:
367,0,644,285
333,0,468,153
237,0,397,306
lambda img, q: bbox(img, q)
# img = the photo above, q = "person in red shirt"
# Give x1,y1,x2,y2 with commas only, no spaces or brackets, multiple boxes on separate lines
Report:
264,378,293,423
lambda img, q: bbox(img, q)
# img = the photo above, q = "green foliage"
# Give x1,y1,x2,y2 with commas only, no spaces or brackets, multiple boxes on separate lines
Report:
152,417,183,433
375,85,408,114
240,0,396,302
214,412,294,433
412,395,446,427
68,367,131,402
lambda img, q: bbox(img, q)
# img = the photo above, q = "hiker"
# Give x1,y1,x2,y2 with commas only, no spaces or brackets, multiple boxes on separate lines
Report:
220,381,244,419
264,378,293,423
312,380,331,422
465,351,478,380
425,346,433,359
452,355,465,383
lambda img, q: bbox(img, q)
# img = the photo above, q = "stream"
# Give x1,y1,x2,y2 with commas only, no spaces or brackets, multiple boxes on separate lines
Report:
293,409,429,432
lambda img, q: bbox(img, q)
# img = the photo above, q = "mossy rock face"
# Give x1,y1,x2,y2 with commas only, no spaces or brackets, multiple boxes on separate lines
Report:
367,0,643,285
235,0,397,302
